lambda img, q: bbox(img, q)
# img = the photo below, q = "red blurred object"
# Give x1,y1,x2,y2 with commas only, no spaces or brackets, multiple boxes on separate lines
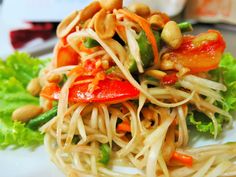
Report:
9,22,57,49
161,73,178,85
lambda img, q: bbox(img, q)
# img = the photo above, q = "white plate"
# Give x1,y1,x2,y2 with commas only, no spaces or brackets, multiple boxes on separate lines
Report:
0,147,64,177
2,120,236,177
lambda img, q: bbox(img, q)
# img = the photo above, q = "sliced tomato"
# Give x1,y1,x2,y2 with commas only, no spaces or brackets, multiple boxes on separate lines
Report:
69,78,139,103
40,78,139,103
164,30,225,73
40,83,61,100
56,42,79,67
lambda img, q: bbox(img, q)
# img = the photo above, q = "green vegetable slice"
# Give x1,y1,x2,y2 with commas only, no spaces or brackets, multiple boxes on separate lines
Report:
178,22,193,33
125,30,160,73
27,106,58,130
83,37,100,48
137,30,160,68
99,144,111,165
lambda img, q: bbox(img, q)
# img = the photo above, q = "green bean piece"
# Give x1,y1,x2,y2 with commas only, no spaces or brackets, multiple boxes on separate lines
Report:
178,22,193,33
125,30,161,73
99,144,111,165
137,30,153,68
27,106,58,130
125,54,138,73
83,37,100,48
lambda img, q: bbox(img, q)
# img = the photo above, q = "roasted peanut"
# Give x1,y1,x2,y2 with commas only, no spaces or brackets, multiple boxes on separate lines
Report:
149,12,169,28
47,73,62,83
149,14,165,28
57,11,80,38
27,78,41,96
94,9,116,39
99,0,122,11
128,3,150,17
145,69,167,80
161,21,183,49
12,105,43,122
80,1,101,22
160,53,175,70
57,1,101,37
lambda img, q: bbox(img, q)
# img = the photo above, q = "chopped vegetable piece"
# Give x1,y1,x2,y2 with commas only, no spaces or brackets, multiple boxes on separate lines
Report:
137,30,160,67
125,30,160,73
178,22,193,33
119,9,159,64
99,144,111,165
171,151,193,167
163,30,225,73
40,83,61,100
27,106,58,130
83,37,100,48
56,42,79,67
125,54,138,73
117,121,131,132
69,77,140,103
161,73,178,85
72,135,80,144
40,77,139,103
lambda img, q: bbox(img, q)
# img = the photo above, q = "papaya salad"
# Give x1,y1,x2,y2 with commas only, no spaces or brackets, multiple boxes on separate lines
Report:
5,0,236,176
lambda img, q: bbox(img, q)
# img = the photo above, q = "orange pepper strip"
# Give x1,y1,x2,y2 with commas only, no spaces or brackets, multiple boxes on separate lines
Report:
171,151,193,167
117,122,131,132
119,9,159,64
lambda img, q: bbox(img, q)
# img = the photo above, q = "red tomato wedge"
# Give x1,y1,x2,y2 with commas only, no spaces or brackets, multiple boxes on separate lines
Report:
69,78,139,103
56,42,79,67
40,78,139,103
164,30,225,73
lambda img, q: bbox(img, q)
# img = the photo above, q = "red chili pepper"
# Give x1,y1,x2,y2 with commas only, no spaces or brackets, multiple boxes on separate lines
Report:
161,73,178,85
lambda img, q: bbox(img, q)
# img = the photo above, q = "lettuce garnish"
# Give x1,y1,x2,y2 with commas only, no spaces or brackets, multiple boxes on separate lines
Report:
188,53,236,136
0,52,48,149
0,51,235,147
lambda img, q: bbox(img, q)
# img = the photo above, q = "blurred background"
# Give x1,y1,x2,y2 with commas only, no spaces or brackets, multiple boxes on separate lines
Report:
0,0,235,58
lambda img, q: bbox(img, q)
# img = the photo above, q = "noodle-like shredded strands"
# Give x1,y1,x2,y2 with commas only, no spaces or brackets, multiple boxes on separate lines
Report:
38,3,236,176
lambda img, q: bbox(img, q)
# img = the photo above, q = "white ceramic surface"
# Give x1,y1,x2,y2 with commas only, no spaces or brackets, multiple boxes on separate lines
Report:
1,120,236,177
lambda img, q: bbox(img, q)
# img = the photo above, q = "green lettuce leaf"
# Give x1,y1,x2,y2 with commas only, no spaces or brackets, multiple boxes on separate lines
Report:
219,53,236,111
0,52,48,149
0,52,48,87
187,111,224,135
188,53,236,136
